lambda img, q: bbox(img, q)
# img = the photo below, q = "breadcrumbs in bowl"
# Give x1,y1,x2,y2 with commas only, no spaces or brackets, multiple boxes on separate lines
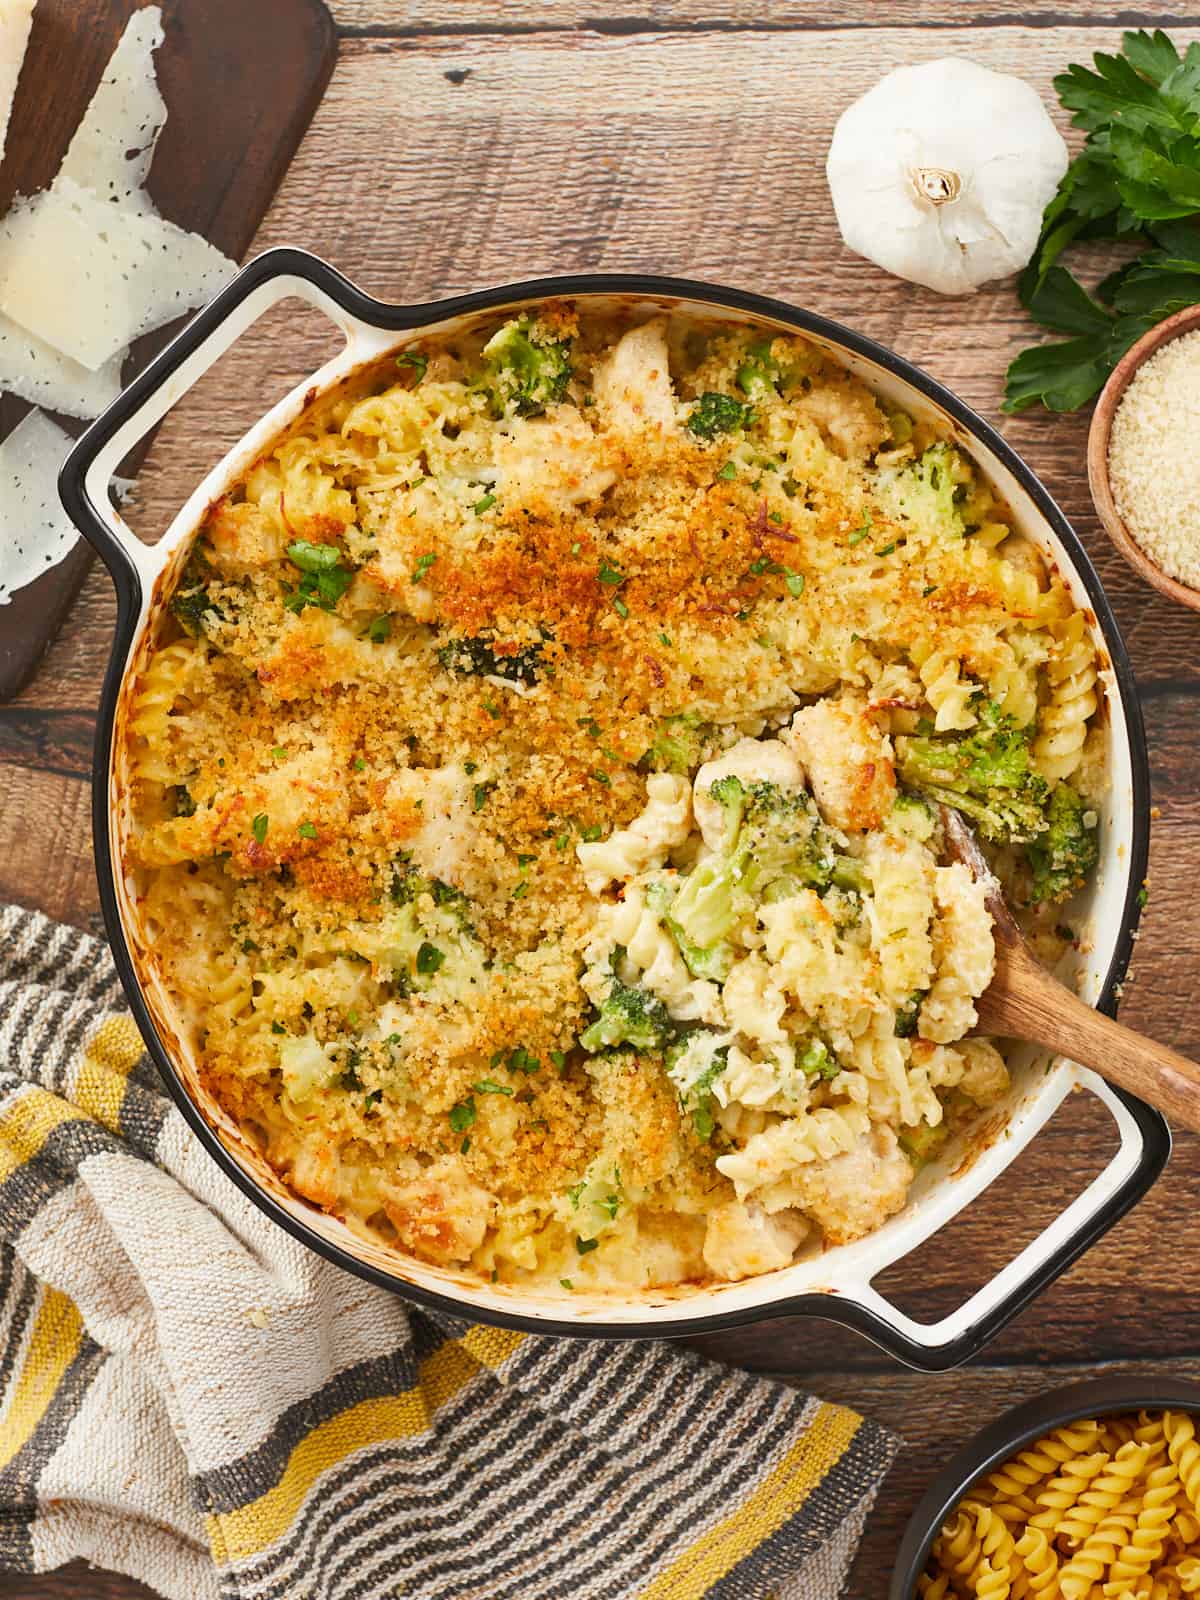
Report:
1109,328,1200,589
1089,304,1200,611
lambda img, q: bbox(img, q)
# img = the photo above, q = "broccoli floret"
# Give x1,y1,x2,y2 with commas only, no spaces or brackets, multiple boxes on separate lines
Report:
580,946,673,1053
665,1031,730,1141
894,991,926,1038
896,702,1049,845
686,392,754,441
171,585,218,636
671,779,827,947
641,712,710,775
482,316,572,417
438,633,544,684
391,862,473,929
1026,783,1099,904
796,1037,839,1080
646,880,735,983
878,442,970,540
899,1121,950,1169
736,339,782,402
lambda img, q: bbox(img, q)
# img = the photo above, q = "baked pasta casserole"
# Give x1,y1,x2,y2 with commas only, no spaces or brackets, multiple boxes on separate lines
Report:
121,304,1105,1290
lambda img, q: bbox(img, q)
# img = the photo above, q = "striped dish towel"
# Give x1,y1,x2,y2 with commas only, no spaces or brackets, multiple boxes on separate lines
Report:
0,904,898,1600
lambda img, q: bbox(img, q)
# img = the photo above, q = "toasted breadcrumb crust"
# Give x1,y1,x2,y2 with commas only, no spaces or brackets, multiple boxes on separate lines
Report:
121,305,1103,1291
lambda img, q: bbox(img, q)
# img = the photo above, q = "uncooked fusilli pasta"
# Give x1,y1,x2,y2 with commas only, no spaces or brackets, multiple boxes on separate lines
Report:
921,1411,1200,1599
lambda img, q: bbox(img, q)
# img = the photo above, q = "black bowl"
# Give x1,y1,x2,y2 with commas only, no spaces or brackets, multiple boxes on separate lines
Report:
890,1374,1200,1597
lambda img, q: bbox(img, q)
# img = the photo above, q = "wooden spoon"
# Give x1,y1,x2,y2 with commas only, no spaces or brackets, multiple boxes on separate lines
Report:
940,807,1200,1133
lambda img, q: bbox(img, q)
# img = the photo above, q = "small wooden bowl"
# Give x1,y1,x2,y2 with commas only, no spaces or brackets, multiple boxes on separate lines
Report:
1088,301,1200,613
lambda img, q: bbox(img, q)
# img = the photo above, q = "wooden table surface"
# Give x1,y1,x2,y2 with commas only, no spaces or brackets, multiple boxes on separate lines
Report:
4,2,1200,1595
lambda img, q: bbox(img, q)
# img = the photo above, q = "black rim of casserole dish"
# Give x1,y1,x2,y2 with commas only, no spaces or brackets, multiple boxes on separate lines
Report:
60,250,1166,1369
890,1374,1200,1595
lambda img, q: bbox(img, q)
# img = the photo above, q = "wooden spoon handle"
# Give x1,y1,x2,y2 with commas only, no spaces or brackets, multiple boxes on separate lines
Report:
1016,975,1200,1134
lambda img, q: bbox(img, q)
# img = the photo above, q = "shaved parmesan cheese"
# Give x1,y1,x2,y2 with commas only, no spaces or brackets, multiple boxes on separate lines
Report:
0,408,78,604
0,0,34,172
59,6,165,211
0,176,235,371
0,309,122,417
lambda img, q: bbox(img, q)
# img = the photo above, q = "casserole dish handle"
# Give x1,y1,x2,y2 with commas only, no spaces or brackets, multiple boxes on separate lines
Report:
839,1069,1166,1370
59,248,390,584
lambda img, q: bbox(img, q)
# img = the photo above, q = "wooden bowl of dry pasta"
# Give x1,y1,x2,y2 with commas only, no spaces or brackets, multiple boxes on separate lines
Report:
890,1376,1200,1598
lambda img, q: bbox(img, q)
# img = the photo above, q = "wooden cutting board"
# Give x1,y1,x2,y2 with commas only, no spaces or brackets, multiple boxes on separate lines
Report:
0,0,336,701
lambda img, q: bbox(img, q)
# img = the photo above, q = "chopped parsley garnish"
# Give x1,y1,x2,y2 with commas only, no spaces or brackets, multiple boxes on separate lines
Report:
283,541,354,612
483,698,501,720
575,1236,600,1255
659,632,672,648
590,769,611,787
251,814,269,844
580,824,603,842
875,542,897,557
416,941,444,975
848,525,871,547
365,1090,382,1111
460,1136,471,1154
364,614,392,644
297,820,318,840
549,1049,567,1072
507,1045,541,1074
784,569,805,596
471,1080,514,1096
613,596,630,619
511,880,529,899
716,461,737,481
597,561,624,586
411,552,437,583
473,493,497,515
353,757,366,771
396,351,428,379
448,1098,476,1133
560,1278,573,1290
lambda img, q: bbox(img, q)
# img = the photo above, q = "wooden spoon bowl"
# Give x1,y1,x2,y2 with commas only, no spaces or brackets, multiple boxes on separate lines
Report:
1088,301,1200,614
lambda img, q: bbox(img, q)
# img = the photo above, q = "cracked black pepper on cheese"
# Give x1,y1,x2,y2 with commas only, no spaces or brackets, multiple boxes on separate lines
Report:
119,305,1106,1290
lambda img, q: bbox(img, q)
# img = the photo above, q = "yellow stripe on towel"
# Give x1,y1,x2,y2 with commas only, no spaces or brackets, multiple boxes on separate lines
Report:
0,1090,83,1185
73,1016,145,1133
0,1285,84,1472
635,1401,862,1600
208,1331,518,1564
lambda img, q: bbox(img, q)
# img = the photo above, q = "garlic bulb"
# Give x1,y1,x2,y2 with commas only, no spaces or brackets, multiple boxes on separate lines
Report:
826,58,1068,296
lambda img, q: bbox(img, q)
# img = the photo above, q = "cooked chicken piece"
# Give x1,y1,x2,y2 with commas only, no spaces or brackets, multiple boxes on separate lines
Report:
702,1200,808,1281
785,701,895,831
593,317,678,436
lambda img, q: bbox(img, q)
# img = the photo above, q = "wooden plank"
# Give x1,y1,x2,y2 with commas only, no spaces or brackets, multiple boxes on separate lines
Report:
0,0,337,702
329,1,1200,30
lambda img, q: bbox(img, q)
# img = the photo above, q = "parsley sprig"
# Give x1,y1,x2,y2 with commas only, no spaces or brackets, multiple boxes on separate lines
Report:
1005,29,1200,413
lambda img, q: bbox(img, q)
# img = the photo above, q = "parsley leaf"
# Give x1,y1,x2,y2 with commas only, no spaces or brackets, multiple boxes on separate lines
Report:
1005,29,1200,413
448,1098,476,1133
